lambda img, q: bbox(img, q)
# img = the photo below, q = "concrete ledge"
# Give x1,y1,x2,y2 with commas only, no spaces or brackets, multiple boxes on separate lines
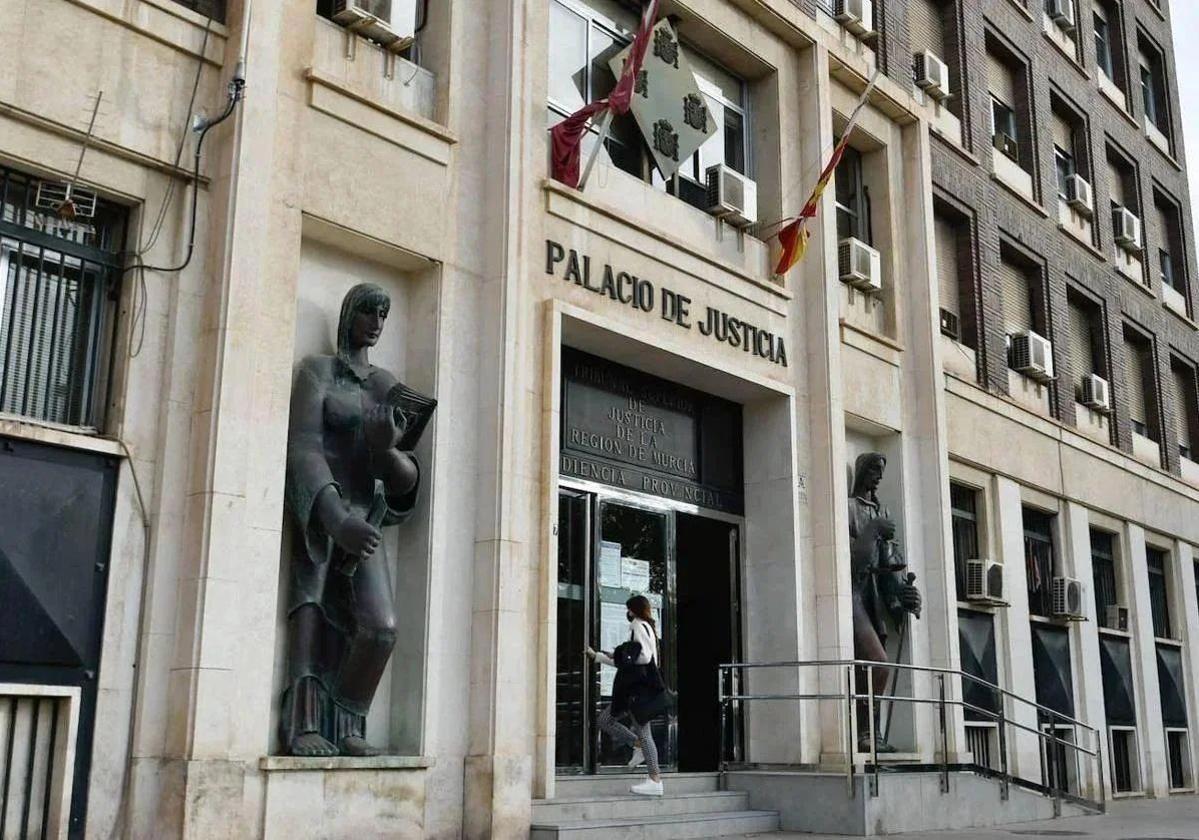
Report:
260,755,434,771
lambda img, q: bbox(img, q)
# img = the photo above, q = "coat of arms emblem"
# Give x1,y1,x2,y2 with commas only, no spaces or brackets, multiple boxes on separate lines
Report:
653,27,679,69
682,93,708,132
653,119,679,162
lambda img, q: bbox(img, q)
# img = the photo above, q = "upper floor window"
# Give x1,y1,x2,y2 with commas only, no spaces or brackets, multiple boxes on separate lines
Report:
1153,191,1187,305
986,42,1028,172
1169,358,1199,463
1093,3,1114,78
951,482,981,601
1123,326,1158,441
1137,34,1172,148
547,0,749,214
174,0,225,21
0,165,127,429
1066,290,1105,386
1091,528,1118,619
998,247,1045,344
1051,109,1080,199
935,207,979,350
835,146,870,244
1024,507,1057,618
1146,546,1172,639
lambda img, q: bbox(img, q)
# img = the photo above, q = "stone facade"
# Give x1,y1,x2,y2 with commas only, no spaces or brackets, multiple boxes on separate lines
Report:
0,0,1195,838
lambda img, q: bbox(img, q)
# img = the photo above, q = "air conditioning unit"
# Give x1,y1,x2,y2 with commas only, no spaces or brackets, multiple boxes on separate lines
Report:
838,237,882,293
966,559,1005,603
1104,604,1131,632
1009,330,1054,383
993,132,1019,161
940,307,961,340
1047,0,1077,31
1112,206,1142,252
1052,576,1086,620
914,51,951,101
835,0,875,37
1080,373,1111,412
1065,174,1094,217
705,164,758,228
333,0,417,47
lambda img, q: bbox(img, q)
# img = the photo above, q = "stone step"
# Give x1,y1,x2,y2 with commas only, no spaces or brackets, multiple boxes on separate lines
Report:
553,772,720,798
529,809,780,840
532,790,750,822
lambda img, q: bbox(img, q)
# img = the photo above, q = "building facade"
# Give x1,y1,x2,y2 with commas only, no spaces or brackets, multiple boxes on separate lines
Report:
0,0,1196,838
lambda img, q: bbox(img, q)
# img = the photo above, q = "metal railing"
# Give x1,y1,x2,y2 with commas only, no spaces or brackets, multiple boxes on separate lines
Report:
717,659,1106,814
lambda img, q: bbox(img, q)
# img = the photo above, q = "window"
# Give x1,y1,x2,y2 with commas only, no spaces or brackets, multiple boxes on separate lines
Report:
1138,36,1171,139
835,146,870,244
1167,730,1191,790
1154,192,1187,300
1024,508,1056,618
1169,359,1199,461
175,0,225,21
1124,329,1157,440
547,0,749,214
1146,546,1172,639
1107,148,1137,217
1110,728,1141,793
987,48,1021,162
1091,529,1118,620
1093,3,1114,78
1066,293,1102,383
1050,107,1080,199
951,483,981,601
990,98,1018,160
998,249,1041,345
0,165,127,428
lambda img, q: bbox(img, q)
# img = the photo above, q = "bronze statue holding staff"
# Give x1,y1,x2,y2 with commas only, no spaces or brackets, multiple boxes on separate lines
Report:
848,452,921,754
281,283,433,757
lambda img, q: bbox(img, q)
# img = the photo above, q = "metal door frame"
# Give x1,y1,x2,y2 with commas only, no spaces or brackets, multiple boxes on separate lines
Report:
557,478,746,775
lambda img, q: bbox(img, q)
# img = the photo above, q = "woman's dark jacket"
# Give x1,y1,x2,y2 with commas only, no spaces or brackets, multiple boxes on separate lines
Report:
609,640,668,725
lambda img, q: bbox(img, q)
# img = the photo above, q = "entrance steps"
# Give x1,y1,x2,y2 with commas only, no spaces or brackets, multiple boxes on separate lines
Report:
531,773,780,840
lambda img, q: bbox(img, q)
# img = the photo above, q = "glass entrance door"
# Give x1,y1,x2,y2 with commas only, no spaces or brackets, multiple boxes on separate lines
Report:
593,499,674,771
555,487,742,775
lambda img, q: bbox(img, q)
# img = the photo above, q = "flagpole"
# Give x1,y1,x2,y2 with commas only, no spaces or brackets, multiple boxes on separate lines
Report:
577,109,614,191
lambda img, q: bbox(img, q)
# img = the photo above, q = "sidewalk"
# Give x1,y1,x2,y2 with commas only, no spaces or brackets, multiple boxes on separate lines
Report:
742,795,1199,839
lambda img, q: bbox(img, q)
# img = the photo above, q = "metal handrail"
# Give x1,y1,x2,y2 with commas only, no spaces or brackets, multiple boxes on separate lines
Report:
716,658,1106,814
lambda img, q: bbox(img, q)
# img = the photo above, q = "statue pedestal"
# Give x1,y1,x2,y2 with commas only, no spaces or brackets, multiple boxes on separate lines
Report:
259,755,433,839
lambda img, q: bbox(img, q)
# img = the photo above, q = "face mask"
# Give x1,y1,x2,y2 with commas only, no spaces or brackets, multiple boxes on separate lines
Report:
627,611,635,622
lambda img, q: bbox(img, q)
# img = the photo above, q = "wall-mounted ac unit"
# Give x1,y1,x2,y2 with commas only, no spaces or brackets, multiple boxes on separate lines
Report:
1047,0,1077,32
1112,206,1142,252
1066,174,1094,217
1052,576,1086,620
1104,604,1130,632
333,0,417,47
1009,330,1054,383
835,0,875,37
993,132,1019,161
705,164,758,228
1080,373,1111,412
838,237,882,293
966,559,1005,603
940,307,961,340
914,51,951,101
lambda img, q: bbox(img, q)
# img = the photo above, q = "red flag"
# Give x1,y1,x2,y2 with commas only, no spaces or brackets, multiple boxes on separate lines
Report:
772,70,881,276
550,0,660,188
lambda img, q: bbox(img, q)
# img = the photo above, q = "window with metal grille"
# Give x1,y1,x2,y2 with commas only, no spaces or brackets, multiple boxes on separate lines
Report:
1023,508,1055,618
0,167,126,429
1146,547,1172,639
1091,529,1118,619
1167,729,1190,790
951,482,980,601
1109,727,1140,793
171,0,225,22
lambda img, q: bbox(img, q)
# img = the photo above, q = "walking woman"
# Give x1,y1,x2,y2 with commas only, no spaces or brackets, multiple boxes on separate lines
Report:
586,595,669,796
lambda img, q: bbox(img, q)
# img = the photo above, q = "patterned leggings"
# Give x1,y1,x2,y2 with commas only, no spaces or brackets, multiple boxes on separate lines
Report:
598,705,660,777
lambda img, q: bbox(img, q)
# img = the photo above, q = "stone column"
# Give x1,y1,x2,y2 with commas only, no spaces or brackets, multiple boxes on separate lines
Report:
146,0,310,834
896,115,965,761
1061,502,1107,799
801,45,854,767
1174,542,1199,792
1124,524,1168,796
993,476,1039,778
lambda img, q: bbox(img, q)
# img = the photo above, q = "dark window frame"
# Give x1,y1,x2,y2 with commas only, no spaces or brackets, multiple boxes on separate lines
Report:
951,482,981,601
1024,507,1057,618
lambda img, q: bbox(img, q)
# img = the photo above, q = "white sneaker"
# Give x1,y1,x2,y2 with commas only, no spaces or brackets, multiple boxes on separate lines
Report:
627,747,645,768
630,778,663,797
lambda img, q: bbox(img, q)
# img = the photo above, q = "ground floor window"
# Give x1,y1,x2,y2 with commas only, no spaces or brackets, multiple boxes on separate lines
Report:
1166,728,1191,791
965,723,999,771
1109,727,1141,794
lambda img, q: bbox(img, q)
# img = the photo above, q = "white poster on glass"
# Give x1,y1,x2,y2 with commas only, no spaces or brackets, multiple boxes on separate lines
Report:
621,557,651,593
599,541,623,587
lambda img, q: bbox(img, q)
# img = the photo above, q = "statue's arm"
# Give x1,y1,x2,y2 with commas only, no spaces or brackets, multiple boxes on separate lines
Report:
286,362,346,539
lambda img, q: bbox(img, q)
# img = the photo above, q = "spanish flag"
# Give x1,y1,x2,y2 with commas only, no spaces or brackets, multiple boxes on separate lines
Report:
773,71,881,276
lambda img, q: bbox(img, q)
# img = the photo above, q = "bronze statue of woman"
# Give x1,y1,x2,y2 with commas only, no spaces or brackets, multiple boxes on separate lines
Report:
282,283,421,757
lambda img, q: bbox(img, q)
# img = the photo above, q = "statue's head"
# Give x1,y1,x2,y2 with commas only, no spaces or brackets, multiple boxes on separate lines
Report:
337,283,391,359
851,452,886,499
